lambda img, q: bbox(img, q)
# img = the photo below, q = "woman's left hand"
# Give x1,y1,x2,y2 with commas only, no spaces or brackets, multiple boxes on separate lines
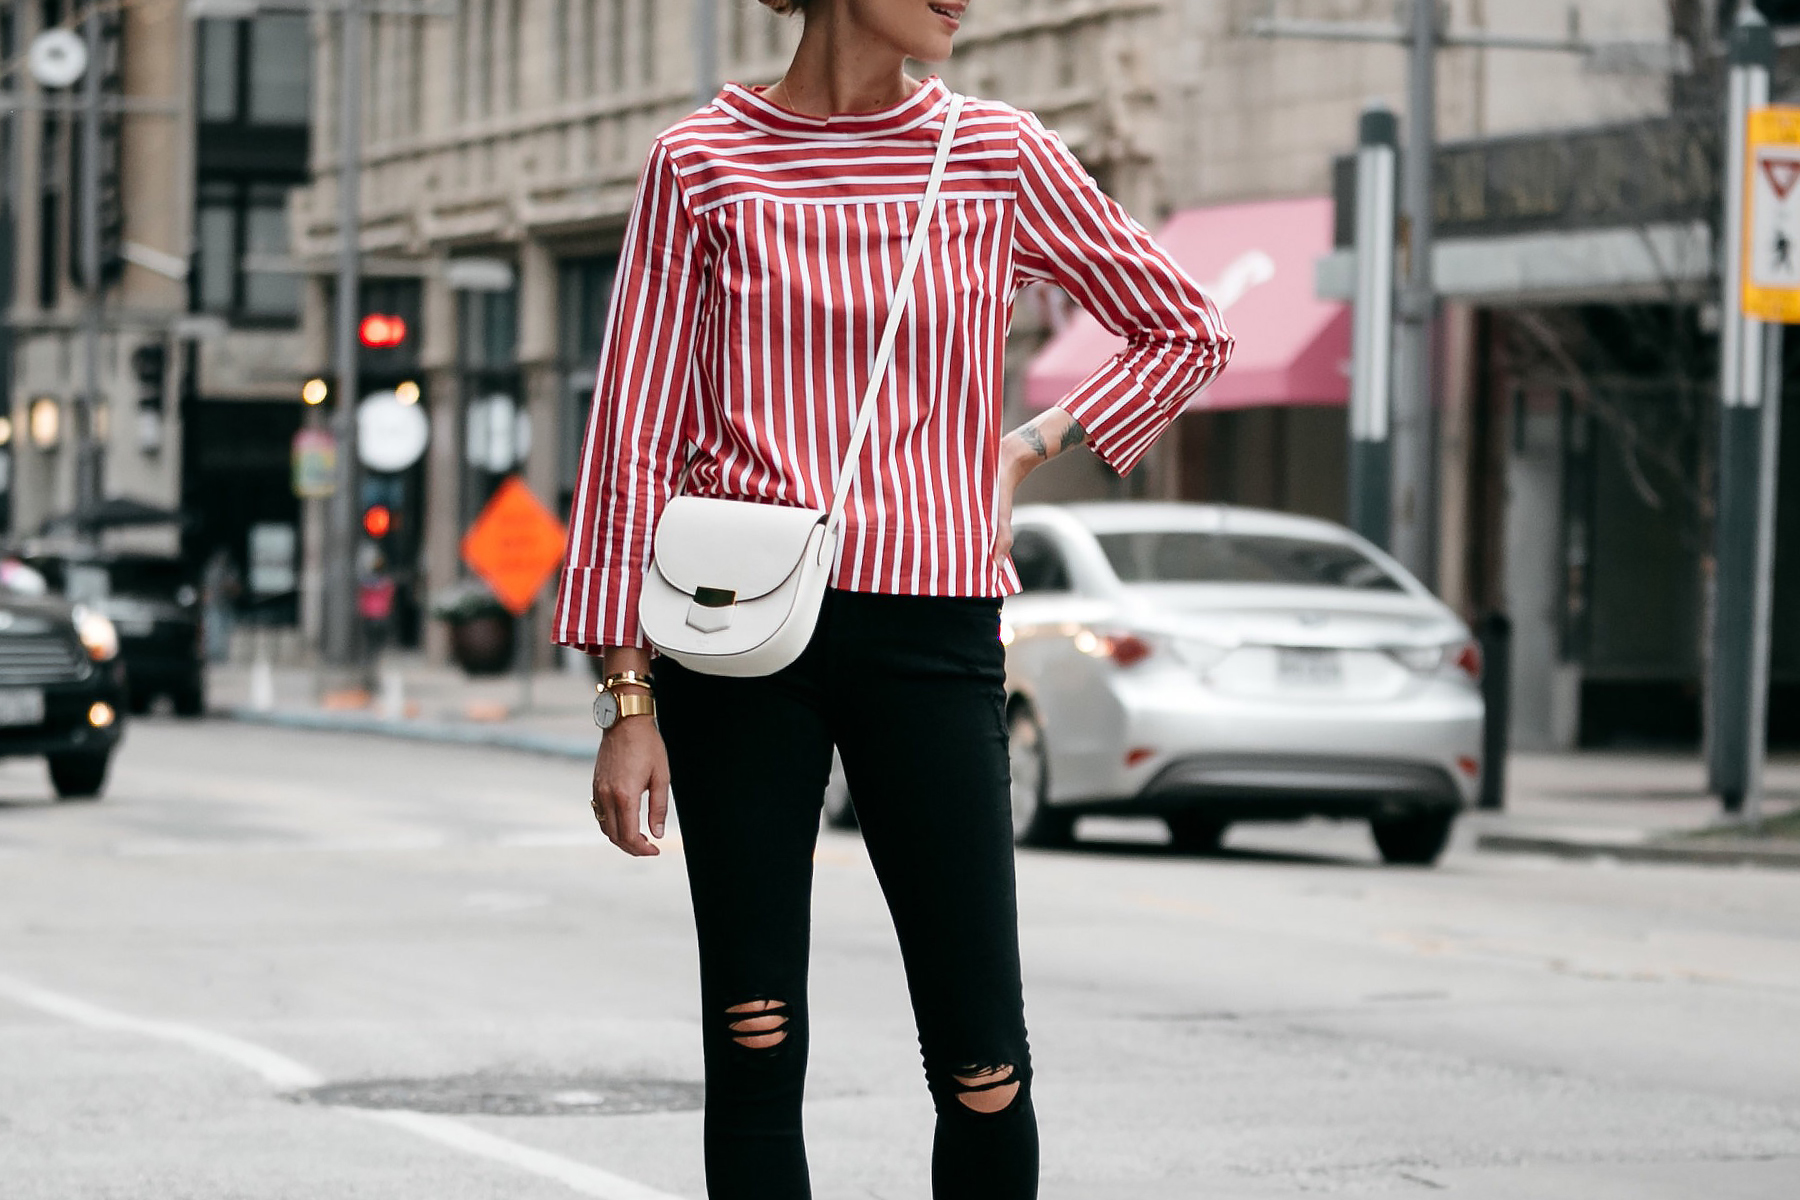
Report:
993,409,1085,567
991,440,1032,567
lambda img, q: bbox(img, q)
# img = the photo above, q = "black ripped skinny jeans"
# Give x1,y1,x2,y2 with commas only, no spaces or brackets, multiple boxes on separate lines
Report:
656,589,1038,1200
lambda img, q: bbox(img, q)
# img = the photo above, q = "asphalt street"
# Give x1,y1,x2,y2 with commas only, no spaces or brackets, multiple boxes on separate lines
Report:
1,718,1797,1199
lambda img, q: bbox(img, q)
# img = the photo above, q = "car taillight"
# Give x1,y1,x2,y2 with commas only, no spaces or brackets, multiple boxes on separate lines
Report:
1073,628,1155,667
1102,634,1154,666
1452,640,1482,682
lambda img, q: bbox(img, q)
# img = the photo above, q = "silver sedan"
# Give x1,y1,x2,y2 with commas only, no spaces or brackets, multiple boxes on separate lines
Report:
999,502,1484,865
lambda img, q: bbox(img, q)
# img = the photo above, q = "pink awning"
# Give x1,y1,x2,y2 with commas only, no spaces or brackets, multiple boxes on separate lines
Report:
1023,196,1349,412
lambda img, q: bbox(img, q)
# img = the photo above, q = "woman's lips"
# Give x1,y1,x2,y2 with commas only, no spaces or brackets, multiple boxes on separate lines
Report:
929,3,962,30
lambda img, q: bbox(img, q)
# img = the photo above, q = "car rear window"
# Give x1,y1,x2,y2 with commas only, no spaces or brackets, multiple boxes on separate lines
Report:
1095,531,1405,592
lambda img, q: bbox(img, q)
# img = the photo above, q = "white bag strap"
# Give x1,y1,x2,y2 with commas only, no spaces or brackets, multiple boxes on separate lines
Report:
824,93,964,534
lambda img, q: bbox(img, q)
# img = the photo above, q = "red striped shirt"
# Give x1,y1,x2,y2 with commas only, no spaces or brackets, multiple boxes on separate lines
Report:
554,77,1233,651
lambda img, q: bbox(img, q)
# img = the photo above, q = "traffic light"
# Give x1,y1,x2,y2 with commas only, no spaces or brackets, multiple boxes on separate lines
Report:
359,314,407,349
360,474,405,545
362,503,393,539
129,342,167,454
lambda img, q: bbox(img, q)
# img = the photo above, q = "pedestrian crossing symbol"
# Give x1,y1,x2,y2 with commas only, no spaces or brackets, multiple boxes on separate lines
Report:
1744,107,1800,322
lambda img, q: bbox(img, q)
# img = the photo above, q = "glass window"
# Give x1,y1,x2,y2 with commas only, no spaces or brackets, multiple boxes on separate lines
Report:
457,288,518,371
196,198,238,313
557,256,616,500
242,187,298,317
1096,531,1405,592
1011,530,1071,594
248,15,310,123
199,20,240,121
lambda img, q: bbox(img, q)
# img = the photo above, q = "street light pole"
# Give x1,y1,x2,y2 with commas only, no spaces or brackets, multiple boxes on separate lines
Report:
1389,0,1437,583
77,3,103,513
322,0,364,666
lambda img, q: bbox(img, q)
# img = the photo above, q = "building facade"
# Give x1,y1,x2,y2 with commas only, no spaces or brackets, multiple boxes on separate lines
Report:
288,0,1699,718
3,2,312,627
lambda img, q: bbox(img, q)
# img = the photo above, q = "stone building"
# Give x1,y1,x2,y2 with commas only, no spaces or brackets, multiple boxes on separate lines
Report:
3,2,312,623
285,0,1686,686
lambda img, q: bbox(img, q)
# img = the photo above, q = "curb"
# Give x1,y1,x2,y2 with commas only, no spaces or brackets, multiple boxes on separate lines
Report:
1477,831,1800,870
222,707,595,761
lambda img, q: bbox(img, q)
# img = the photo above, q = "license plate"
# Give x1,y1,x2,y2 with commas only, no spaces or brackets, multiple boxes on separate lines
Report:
115,618,154,637
1276,648,1342,687
0,688,46,726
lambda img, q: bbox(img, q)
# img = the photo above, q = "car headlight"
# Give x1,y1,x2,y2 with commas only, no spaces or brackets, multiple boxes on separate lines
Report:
73,605,120,662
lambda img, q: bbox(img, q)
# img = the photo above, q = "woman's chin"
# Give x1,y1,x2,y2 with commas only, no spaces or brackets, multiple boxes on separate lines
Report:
907,37,956,65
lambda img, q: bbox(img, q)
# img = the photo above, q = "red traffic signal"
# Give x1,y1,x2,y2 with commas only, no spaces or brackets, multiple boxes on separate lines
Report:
362,504,393,538
358,314,407,349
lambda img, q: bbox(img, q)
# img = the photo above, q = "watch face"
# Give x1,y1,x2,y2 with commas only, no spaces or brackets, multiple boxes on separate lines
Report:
593,689,619,729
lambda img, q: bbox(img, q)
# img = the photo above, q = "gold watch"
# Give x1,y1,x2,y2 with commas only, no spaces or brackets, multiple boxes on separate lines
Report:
594,684,656,730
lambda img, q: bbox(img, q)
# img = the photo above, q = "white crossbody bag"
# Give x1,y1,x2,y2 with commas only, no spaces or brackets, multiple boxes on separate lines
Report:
638,94,965,678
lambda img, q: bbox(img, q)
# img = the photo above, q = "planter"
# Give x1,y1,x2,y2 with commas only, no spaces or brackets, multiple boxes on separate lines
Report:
449,613,517,676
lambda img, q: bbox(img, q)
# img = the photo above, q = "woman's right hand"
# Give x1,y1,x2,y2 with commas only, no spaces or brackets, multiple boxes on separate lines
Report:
591,715,670,856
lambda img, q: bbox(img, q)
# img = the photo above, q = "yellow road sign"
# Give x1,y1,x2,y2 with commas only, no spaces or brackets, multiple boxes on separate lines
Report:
1743,107,1800,323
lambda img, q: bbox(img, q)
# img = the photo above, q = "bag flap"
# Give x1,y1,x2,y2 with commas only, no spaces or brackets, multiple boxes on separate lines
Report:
652,496,828,602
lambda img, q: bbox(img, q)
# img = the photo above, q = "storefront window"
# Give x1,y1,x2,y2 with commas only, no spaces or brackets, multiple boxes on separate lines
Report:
557,256,616,512
458,286,522,526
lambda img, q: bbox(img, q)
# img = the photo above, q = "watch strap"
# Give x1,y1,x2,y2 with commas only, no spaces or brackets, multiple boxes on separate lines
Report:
614,692,656,720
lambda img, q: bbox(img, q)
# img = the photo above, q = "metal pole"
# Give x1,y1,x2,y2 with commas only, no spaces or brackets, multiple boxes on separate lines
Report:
77,5,102,513
324,0,364,666
1747,323,1783,830
1389,0,1437,584
694,0,717,110
1350,102,1397,549
1710,8,1773,812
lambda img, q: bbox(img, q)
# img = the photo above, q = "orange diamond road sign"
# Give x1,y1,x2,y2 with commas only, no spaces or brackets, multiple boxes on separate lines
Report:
461,478,567,615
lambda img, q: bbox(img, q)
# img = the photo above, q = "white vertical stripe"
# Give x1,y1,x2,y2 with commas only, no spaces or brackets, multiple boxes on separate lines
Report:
553,90,1233,645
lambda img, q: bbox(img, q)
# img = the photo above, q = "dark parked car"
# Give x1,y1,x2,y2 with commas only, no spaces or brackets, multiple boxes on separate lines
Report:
0,559,128,799
21,550,205,716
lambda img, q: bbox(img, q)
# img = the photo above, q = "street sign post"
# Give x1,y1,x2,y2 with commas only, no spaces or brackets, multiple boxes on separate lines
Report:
461,479,567,713
1744,107,1800,323
291,430,338,499
460,478,567,616
1349,102,1398,550
1713,8,1783,827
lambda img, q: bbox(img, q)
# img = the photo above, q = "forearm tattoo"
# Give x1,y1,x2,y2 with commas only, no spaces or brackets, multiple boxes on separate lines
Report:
1018,423,1049,458
1013,415,1086,460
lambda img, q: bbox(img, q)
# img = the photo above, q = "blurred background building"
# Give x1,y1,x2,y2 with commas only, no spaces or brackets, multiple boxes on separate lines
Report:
2,3,310,617
6,0,1798,754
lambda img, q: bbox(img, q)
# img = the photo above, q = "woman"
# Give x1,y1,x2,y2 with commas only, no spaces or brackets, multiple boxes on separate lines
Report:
554,1,1232,1195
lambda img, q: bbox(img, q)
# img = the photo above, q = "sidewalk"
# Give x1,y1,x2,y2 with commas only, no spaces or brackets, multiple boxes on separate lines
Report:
208,657,1800,868
210,653,599,760
1467,753,1800,868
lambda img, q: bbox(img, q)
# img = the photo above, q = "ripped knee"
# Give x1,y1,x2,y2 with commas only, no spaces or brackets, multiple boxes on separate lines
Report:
948,1064,1022,1114
724,999,792,1051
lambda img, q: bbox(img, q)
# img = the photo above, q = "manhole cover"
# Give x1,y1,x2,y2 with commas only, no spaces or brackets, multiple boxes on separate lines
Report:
294,1073,704,1117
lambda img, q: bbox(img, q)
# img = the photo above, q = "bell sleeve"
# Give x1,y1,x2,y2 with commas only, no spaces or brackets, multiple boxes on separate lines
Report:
553,138,705,651
1012,112,1234,475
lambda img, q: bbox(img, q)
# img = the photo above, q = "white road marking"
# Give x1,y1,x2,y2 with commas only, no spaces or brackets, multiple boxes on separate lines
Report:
354,1109,687,1200
0,973,323,1089
0,973,690,1200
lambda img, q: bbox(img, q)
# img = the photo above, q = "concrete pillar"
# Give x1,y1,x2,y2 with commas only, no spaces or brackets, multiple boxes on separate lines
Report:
518,237,561,669
1436,303,1478,614
420,259,459,663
